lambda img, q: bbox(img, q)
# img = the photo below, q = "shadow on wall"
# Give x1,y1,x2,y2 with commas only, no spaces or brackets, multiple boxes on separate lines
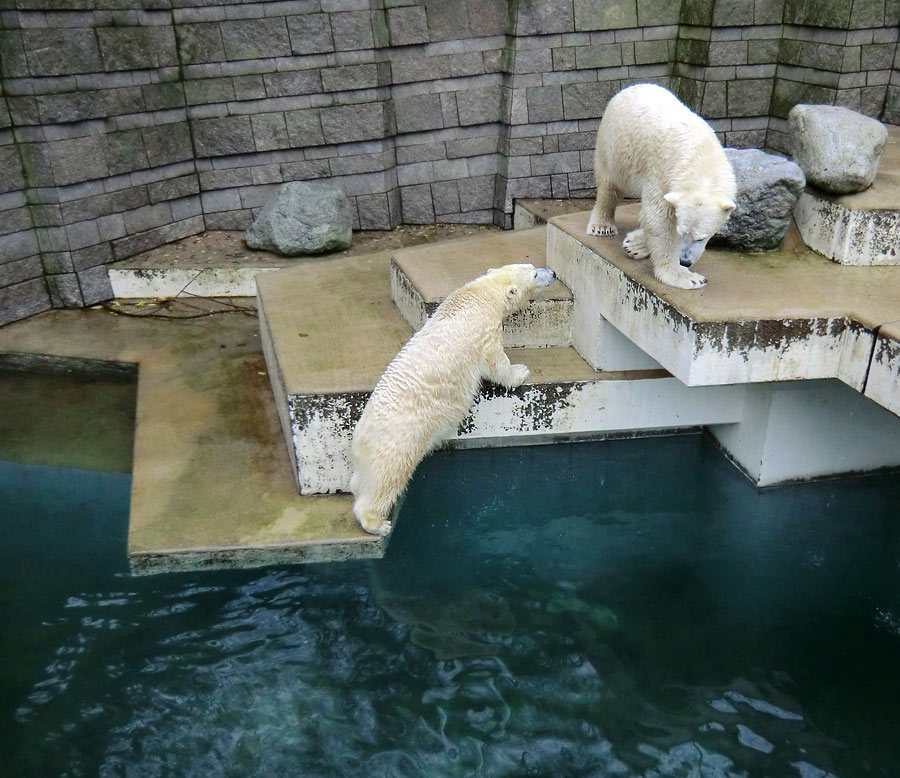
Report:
0,0,899,324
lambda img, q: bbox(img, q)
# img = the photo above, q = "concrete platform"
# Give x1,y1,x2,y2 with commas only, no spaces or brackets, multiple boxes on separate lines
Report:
257,247,748,495
548,207,900,405
390,227,574,348
0,303,384,574
794,125,900,266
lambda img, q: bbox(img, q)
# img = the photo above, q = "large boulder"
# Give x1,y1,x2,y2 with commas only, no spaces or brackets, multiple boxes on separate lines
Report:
713,148,806,251
245,181,352,256
788,104,888,194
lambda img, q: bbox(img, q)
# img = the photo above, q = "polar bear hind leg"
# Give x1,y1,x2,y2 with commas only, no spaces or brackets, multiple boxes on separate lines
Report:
587,153,620,237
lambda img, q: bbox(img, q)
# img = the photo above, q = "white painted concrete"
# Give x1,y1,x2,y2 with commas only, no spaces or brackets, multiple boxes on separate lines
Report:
289,375,747,494
864,331,900,417
794,191,900,266
547,223,874,388
709,379,900,486
389,260,574,349
546,226,662,371
109,267,281,298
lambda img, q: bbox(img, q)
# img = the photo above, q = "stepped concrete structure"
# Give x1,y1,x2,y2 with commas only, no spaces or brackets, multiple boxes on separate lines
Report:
794,126,900,266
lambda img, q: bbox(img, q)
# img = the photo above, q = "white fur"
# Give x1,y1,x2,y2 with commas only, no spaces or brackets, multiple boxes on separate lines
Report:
350,264,555,536
587,83,736,290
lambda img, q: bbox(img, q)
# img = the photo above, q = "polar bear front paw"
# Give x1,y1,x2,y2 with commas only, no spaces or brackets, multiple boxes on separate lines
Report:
622,229,650,260
358,516,392,536
586,219,618,237
506,363,531,388
657,266,707,290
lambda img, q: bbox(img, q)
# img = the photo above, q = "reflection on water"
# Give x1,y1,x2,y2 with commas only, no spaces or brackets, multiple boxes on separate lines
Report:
1,428,899,777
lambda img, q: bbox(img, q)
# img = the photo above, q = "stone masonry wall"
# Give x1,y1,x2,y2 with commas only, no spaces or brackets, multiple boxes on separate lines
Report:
1,0,899,326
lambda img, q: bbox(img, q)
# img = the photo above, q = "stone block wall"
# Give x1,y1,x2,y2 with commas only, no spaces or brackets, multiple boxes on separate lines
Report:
1,0,899,326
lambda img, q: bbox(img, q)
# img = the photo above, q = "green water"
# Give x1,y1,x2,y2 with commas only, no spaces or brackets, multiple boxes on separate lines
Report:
1,373,899,777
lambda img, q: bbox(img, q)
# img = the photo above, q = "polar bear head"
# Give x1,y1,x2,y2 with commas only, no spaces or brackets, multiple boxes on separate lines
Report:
663,191,736,267
485,263,556,313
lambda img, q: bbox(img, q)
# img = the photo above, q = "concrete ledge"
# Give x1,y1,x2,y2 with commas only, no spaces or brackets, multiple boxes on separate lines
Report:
389,227,573,348
793,126,900,267
865,323,900,417
548,208,900,410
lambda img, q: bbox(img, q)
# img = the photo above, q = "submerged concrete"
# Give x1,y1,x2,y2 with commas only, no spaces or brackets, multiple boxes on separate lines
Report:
0,303,384,574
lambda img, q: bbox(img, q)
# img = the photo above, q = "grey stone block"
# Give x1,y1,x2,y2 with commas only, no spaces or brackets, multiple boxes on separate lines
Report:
400,182,434,223
526,85,563,123
233,75,267,101
433,157,469,180
727,78,772,117
513,47,552,74
175,23,225,64
1,207,32,238
356,192,393,230
517,0,574,34
0,31,29,79
330,11,375,51
288,13,335,55
264,70,323,98
446,135,498,158
322,102,389,143
65,219,102,252
388,5,428,46
0,255,42,288
171,196,203,222
192,115,255,157
0,146,25,194
49,136,109,187
185,77,236,105
451,52,485,78
221,18,291,60
330,152,389,176
143,82,187,111
322,64,379,92
713,148,805,251
245,180,352,255
252,113,290,151
8,96,39,127
398,161,434,186
77,265,114,306
36,91,105,124
457,86,502,126
789,104,888,194
562,81,619,120
206,210,254,230
425,1,470,41
576,43,623,69
104,130,149,176
97,26,178,70
431,179,460,215
123,202,173,234
391,53,451,84
97,213,127,242
21,29,101,76
574,0,636,31
394,93,444,133
41,251,74,275
141,122,194,166
0,278,51,327
286,108,326,146
467,0,510,36
201,189,242,213
46,273,84,308
530,150,581,176
457,174,495,210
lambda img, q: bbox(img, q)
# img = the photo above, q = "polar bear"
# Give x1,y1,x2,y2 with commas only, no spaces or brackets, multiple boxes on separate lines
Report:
587,83,736,289
350,263,556,536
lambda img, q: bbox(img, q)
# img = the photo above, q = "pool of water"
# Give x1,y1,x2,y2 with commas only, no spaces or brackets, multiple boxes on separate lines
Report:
1,370,899,777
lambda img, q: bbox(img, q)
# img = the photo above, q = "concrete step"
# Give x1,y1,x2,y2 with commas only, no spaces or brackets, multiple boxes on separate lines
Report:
547,206,900,485
390,227,574,349
793,125,900,266
257,248,748,495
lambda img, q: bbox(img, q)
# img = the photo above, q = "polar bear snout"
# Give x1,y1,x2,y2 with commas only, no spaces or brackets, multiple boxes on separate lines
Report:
678,239,708,268
533,267,556,287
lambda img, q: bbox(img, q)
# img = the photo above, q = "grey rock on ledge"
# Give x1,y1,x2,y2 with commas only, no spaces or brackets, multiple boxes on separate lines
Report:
788,105,888,195
245,181,352,256
714,148,806,252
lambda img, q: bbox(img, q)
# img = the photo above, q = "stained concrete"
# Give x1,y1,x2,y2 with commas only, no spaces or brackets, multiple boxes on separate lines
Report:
0,302,383,574
389,227,574,348
549,208,900,413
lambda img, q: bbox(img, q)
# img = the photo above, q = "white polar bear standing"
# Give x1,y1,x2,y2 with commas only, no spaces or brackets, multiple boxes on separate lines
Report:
587,83,736,290
350,263,556,536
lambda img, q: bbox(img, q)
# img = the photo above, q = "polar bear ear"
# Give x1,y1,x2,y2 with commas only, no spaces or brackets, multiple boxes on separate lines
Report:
507,285,519,299
720,199,737,214
663,191,683,208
